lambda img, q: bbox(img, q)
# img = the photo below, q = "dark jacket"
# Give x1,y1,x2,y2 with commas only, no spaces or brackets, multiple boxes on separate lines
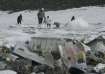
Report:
37,11,45,19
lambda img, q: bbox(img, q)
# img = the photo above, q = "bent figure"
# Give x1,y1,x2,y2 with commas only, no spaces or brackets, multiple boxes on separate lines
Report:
71,16,75,21
54,22,60,28
17,14,22,24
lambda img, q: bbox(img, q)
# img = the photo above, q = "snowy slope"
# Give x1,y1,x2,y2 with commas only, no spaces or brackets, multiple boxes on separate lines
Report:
0,6,105,45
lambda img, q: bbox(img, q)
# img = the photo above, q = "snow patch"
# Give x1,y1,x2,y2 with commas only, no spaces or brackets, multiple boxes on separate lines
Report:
0,70,16,74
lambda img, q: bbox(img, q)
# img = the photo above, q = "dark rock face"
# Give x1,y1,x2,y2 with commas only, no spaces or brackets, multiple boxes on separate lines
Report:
0,0,105,11
69,67,85,74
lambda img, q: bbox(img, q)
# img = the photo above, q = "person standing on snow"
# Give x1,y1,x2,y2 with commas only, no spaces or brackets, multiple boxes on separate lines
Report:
46,16,52,28
17,14,23,24
37,8,46,24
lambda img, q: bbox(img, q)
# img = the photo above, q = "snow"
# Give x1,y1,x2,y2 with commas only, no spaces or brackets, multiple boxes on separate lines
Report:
0,70,16,74
65,16,92,31
0,6,105,73
0,6,105,46
94,63,105,72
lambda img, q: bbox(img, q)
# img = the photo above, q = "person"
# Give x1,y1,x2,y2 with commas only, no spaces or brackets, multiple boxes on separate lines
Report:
71,16,75,21
46,16,52,28
54,22,60,28
37,8,46,24
17,14,22,24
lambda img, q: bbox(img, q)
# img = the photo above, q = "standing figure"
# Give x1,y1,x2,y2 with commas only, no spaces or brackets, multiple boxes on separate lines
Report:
37,8,46,24
17,14,22,24
46,16,52,28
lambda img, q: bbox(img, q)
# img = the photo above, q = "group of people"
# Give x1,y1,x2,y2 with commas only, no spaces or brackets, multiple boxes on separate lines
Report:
16,8,77,29
37,8,52,28
17,8,52,28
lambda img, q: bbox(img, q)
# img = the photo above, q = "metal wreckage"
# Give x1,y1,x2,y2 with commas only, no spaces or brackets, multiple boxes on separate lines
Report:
1,34,105,74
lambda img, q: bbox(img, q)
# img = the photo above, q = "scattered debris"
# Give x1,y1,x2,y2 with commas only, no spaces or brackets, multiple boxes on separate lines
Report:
1,34,105,74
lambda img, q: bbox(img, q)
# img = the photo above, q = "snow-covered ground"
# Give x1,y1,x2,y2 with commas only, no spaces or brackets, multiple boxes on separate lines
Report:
0,6,105,74
0,70,16,74
0,6,105,46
